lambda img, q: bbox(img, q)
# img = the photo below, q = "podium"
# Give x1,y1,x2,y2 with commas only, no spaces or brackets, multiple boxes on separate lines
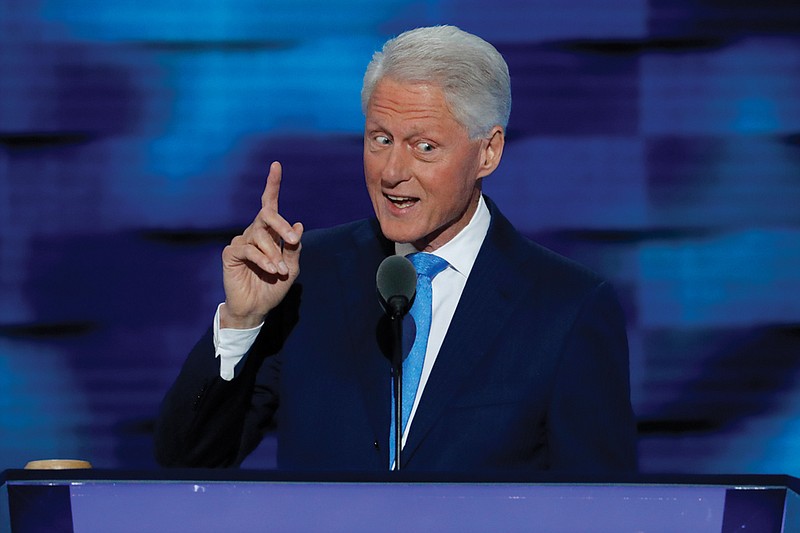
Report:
2,470,799,532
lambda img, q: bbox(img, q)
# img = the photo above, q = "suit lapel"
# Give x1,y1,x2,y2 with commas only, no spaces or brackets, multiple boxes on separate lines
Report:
401,203,530,463
336,220,395,454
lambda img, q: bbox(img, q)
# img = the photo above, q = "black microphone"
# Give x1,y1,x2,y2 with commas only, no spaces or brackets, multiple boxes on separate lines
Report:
376,254,417,471
376,255,417,318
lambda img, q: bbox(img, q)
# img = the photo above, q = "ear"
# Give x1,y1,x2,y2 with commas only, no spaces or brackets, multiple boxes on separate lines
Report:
477,126,505,179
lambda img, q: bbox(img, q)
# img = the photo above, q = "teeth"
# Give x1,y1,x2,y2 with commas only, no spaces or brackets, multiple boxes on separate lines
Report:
387,195,416,208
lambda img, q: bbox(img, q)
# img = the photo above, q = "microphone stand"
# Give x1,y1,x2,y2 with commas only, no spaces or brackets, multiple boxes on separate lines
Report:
389,297,406,471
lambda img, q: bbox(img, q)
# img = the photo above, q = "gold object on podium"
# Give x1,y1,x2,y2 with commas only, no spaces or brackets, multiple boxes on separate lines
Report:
24,459,93,470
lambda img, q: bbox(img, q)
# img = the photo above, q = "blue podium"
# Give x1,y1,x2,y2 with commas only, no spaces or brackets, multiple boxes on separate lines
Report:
2,470,799,532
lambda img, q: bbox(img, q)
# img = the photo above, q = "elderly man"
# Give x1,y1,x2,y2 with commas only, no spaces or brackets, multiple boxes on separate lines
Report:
155,25,637,473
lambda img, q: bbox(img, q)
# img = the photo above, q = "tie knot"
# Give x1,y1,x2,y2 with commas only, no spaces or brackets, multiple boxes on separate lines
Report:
407,253,449,279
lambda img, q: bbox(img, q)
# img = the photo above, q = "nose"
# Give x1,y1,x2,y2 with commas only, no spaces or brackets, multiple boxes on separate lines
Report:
381,145,411,187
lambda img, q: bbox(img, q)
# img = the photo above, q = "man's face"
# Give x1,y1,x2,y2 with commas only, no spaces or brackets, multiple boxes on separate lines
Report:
363,77,502,252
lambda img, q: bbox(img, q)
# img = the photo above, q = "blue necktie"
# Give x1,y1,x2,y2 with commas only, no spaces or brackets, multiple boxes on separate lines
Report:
389,252,449,467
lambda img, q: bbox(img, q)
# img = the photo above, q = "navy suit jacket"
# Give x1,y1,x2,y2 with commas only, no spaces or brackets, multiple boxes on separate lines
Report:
155,197,638,473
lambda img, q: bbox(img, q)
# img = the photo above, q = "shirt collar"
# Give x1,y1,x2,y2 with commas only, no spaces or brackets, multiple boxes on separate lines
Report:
394,194,490,279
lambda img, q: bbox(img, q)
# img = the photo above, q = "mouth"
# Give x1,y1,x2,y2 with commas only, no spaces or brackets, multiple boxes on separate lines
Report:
385,194,419,209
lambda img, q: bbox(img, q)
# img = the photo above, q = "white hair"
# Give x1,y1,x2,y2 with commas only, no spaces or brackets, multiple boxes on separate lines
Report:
361,25,511,139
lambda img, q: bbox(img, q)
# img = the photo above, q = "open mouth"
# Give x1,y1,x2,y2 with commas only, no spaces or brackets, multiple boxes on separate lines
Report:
385,194,419,209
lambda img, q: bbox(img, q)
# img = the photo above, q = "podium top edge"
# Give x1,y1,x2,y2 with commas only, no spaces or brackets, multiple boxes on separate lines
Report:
2,468,799,493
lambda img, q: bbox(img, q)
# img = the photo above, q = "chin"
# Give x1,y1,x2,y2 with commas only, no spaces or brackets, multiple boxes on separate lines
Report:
377,221,422,245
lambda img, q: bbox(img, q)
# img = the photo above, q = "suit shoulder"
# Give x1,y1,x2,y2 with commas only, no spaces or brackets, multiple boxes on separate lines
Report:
521,237,604,287
301,218,380,254
492,215,606,297
485,197,607,291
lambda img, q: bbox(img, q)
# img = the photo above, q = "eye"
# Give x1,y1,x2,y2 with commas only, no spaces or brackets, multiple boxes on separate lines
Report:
416,141,434,152
375,135,391,145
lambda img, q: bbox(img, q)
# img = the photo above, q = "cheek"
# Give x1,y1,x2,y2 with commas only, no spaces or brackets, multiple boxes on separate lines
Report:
441,162,478,198
363,157,379,186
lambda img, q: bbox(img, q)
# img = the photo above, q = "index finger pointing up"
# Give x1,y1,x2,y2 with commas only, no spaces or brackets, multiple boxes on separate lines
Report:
261,161,283,210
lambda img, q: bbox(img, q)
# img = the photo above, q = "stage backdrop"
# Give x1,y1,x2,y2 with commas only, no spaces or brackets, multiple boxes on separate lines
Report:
1,0,799,473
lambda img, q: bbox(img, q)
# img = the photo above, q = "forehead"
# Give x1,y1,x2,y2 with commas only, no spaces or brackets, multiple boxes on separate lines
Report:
365,78,461,129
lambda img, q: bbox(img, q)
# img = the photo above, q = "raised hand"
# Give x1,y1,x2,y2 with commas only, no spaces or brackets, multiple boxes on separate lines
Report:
220,161,304,329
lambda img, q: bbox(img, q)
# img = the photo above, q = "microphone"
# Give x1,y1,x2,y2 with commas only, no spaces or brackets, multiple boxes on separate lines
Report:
376,255,417,471
376,255,417,318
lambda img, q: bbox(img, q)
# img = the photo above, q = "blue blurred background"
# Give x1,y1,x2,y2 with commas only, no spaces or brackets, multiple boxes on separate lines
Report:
1,0,799,473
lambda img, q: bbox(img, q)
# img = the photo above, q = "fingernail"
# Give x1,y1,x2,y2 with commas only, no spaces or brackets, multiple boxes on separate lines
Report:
278,261,288,274
286,231,299,243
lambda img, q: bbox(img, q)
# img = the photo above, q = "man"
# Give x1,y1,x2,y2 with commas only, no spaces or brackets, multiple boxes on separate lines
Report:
155,25,637,473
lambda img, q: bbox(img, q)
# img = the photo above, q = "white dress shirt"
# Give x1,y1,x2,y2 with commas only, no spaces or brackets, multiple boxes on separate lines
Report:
213,195,491,448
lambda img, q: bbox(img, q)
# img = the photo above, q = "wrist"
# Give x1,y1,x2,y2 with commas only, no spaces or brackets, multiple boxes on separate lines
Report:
219,303,265,330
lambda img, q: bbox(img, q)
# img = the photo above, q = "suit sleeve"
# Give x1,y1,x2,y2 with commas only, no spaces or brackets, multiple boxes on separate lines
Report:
152,328,278,467
154,286,299,468
547,281,639,473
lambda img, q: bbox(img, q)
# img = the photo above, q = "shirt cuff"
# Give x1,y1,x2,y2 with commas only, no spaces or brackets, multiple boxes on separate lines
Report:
212,303,264,381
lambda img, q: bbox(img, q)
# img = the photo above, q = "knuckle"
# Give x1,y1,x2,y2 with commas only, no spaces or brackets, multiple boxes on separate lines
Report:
256,208,275,226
